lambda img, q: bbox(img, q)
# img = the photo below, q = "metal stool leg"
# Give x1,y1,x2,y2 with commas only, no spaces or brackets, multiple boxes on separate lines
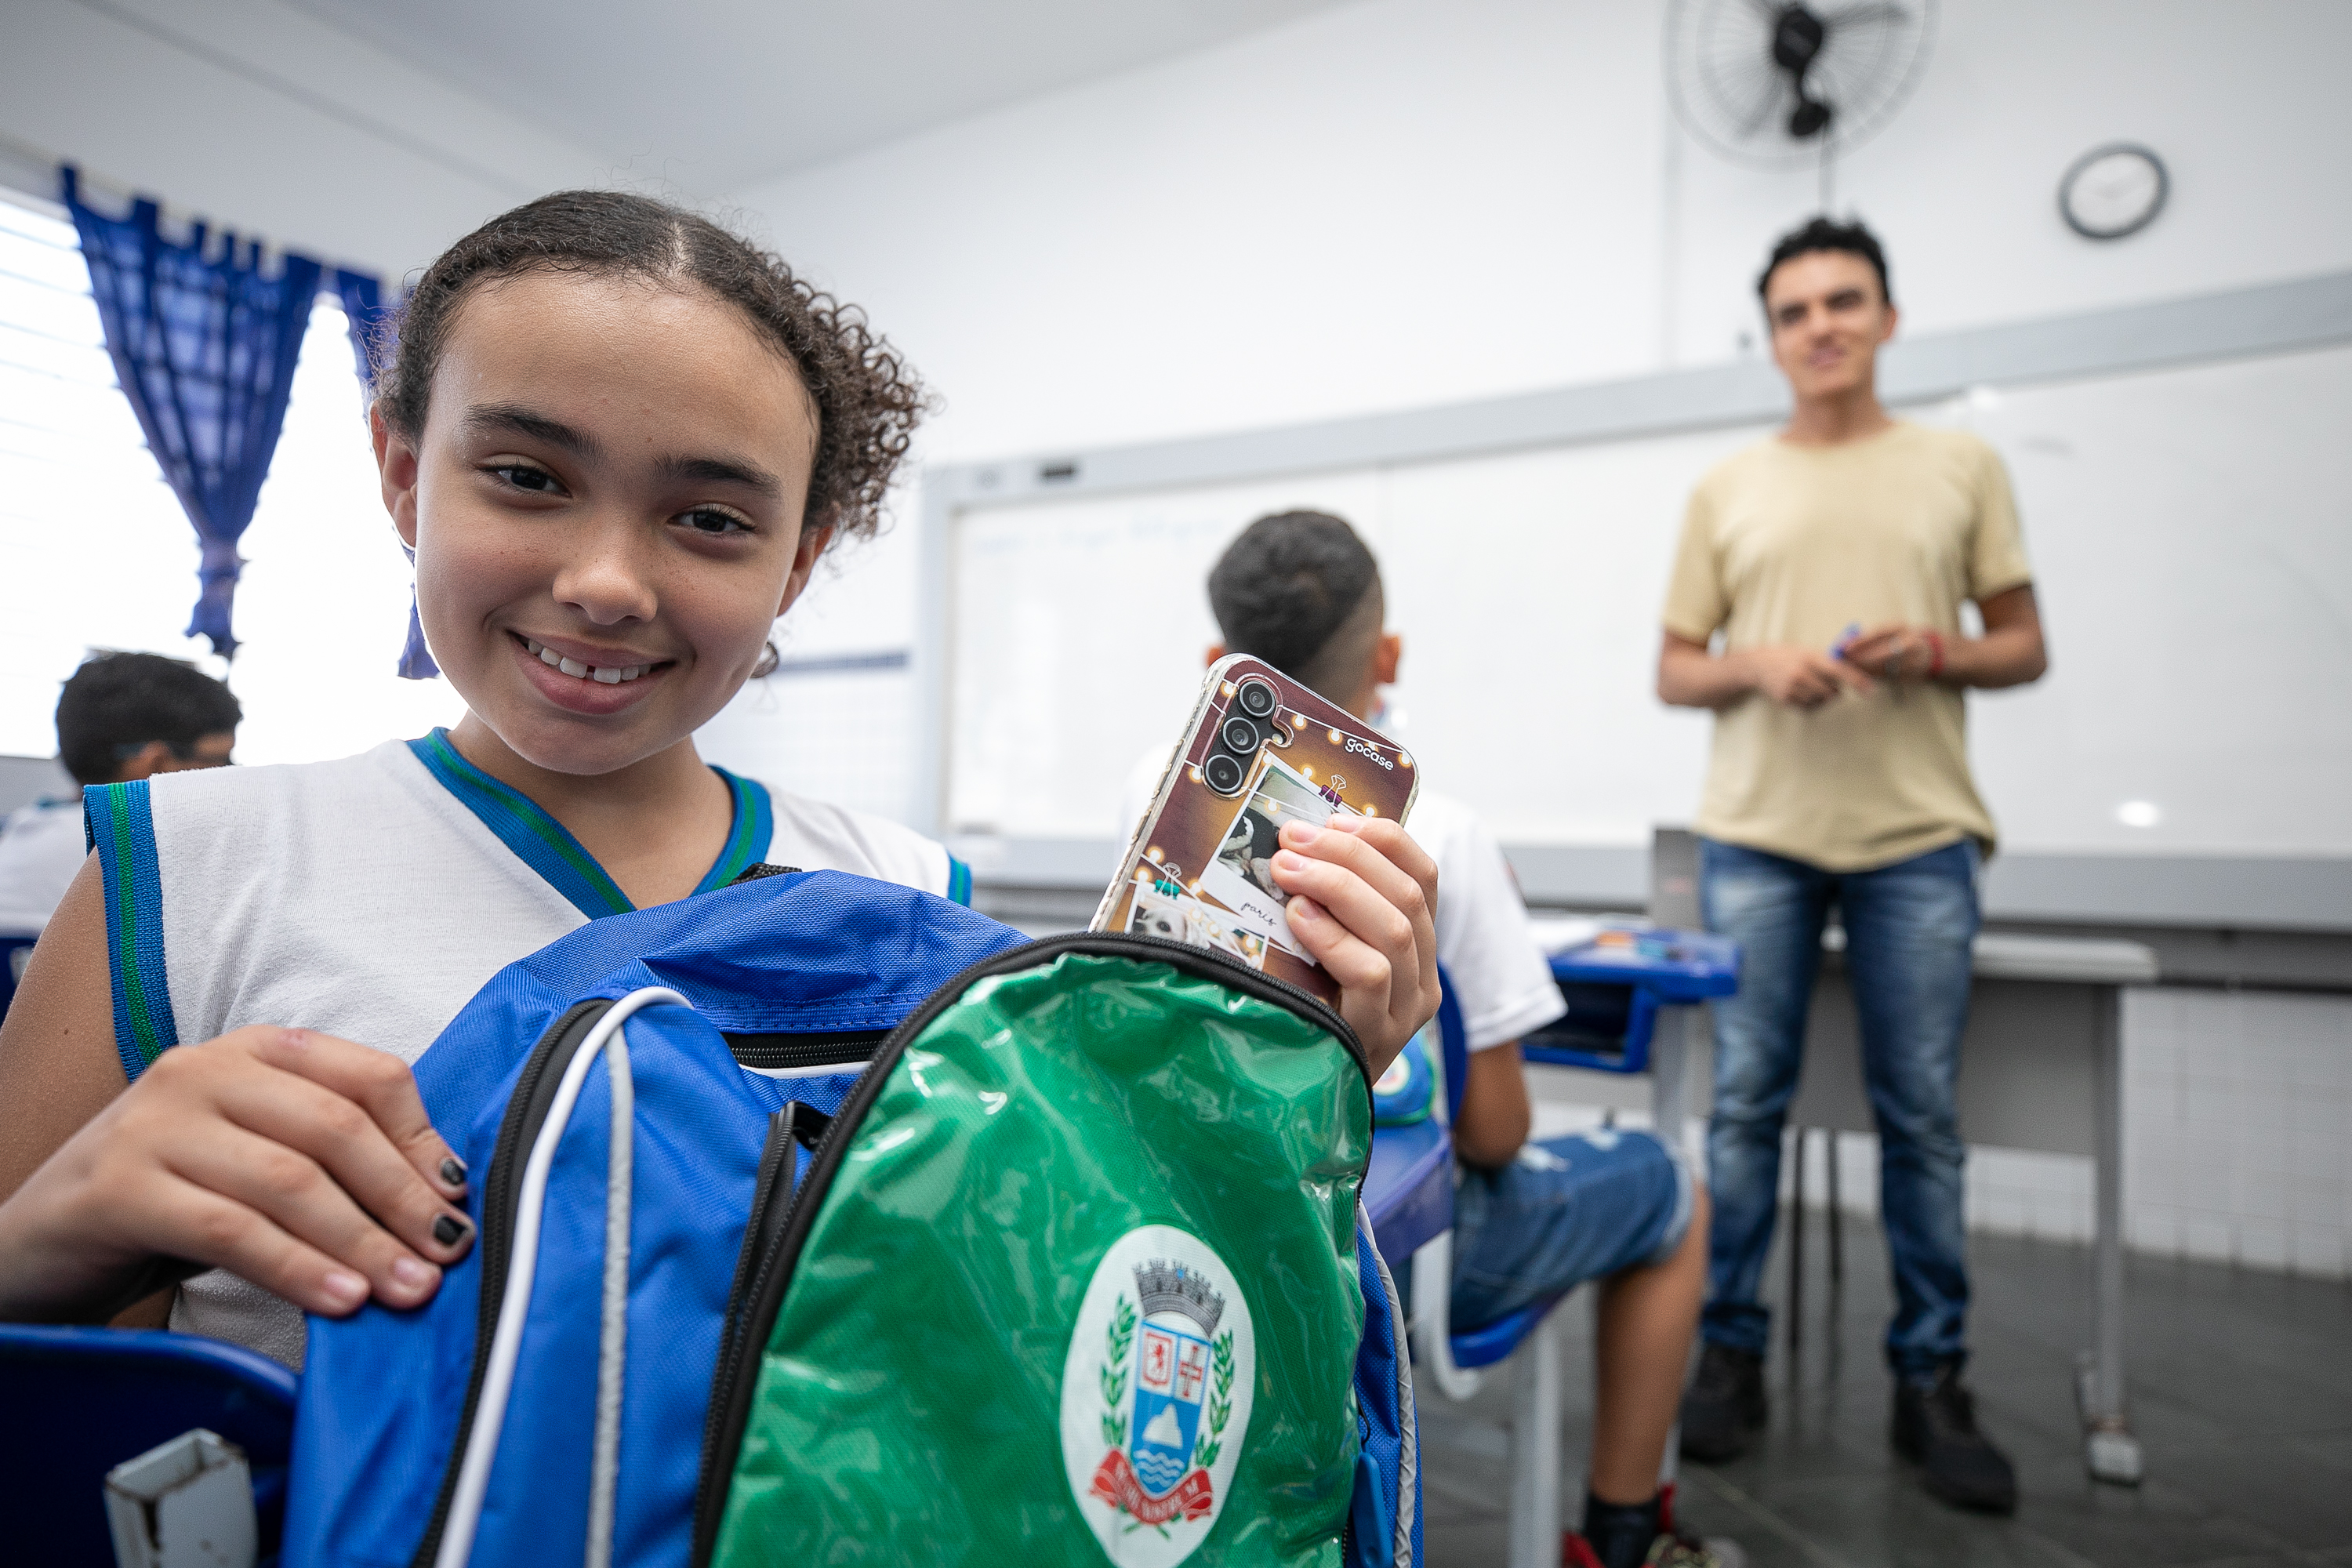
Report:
1826,1128,1842,1290
1508,1312,1562,1568
1787,1127,1804,1353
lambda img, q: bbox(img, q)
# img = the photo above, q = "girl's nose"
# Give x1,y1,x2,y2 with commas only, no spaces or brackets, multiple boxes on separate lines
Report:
554,532,660,626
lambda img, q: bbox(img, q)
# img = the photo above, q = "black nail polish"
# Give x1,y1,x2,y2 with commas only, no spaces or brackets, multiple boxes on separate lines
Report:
440,1156,467,1188
434,1213,470,1247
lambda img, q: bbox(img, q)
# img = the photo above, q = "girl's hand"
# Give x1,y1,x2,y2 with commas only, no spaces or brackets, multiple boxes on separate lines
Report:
0,1026,475,1326
1269,815,1441,1077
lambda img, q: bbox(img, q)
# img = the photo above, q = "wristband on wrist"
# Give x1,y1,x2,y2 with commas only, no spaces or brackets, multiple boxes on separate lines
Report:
1925,630,1947,678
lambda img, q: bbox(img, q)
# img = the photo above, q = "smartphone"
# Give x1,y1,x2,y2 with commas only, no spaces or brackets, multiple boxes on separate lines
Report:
1093,653,1421,1004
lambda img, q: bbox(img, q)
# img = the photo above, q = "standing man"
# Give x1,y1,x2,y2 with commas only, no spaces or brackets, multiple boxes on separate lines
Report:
1657,218,2048,1515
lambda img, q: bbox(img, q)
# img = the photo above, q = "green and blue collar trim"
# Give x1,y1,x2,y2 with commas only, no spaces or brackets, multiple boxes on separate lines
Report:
407,729,773,921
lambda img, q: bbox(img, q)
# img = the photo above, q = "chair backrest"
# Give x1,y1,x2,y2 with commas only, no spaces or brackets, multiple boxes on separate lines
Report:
0,1323,298,1566
1436,962,1469,1127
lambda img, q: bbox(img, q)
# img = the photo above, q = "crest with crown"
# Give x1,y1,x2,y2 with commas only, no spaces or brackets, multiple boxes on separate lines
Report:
1134,1260,1225,1334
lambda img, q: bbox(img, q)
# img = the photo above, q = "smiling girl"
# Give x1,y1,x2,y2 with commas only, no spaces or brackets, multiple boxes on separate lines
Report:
0,193,1441,1365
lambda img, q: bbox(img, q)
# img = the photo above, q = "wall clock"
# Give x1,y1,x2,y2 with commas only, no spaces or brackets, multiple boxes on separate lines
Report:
2060,143,2169,240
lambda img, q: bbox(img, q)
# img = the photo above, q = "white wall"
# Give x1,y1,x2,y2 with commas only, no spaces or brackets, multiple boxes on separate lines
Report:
731,0,2352,464
0,0,614,279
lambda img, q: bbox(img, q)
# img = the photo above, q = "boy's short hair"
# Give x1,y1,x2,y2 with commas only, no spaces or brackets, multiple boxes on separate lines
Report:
1757,216,1893,308
55,651,241,786
1207,511,1384,699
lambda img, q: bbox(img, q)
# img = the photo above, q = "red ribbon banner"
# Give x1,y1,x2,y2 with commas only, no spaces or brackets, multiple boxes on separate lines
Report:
1088,1450,1214,1525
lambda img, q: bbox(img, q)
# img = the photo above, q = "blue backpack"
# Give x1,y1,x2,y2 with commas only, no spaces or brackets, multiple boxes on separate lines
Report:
284,869,1418,1566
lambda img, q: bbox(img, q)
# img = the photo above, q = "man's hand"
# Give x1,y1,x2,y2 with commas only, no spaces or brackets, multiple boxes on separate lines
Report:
0,1026,475,1326
1269,815,1441,1079
1748,644,1871,709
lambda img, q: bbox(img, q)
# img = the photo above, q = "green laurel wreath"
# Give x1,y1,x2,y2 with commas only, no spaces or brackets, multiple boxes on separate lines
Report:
1099,1294,1138,1448
1190,1329,1237,1471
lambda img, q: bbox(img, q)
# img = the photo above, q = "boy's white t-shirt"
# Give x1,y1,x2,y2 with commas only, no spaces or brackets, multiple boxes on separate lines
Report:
1118,749,1563,1051
89,735,958,1366
0,795,88,930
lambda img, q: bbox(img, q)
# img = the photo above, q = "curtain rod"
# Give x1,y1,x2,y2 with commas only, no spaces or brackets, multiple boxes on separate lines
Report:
0,128,383,282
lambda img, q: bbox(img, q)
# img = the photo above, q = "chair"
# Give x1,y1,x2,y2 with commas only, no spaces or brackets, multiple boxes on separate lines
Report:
0,1323,298,1566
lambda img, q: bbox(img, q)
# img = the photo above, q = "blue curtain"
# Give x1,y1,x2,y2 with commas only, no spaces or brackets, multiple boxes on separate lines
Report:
330,269,437,678
63,166,322,662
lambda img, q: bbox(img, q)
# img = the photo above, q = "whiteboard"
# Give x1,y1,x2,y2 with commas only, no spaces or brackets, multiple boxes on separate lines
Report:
946,343,2352,860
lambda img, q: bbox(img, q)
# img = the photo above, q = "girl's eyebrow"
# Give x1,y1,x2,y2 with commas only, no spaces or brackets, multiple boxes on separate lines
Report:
657,454,784,499
463,403,602,458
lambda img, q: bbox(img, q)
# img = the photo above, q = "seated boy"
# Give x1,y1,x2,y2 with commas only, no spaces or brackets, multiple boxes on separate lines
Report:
1120,512,1739,1568
0,651,238,931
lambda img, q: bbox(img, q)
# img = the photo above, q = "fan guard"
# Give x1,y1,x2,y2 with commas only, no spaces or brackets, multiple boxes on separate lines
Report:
1667,0,1938,169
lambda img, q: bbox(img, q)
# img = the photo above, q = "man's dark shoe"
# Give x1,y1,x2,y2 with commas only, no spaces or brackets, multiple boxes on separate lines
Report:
1892,1365,2019,1514
1679,1343,1766,1462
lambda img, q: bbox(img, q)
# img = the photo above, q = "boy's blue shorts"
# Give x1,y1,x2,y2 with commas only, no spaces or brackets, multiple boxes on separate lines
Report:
1450,1126,1693,1331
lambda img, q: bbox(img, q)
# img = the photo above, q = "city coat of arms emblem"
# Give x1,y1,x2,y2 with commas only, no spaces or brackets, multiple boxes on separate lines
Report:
1060,1225,1255,1566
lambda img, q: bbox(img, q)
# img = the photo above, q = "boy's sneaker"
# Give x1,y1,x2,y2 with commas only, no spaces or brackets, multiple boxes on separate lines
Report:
1892,1363,2018,1514
1560,1526,1748,1568
1679,1342,1766,1462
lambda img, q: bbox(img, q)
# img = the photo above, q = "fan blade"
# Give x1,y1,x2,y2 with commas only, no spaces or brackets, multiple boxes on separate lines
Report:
1818,2,1907,26
1733,78,1788,139
1741,0,1783,22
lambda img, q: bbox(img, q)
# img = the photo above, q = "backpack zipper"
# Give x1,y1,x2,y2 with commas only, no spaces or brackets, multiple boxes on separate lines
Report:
720,1029,890,1073
684,931,1368,1564
408,997,615,1568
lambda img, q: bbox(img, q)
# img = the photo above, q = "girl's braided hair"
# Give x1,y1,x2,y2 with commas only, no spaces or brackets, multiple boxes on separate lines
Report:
373,190,927,541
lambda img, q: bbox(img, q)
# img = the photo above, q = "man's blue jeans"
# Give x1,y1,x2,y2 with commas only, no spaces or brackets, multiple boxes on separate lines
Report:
1698,836,1980,1378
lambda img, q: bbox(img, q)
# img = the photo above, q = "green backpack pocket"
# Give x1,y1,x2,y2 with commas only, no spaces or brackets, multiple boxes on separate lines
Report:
695,933,1374,1566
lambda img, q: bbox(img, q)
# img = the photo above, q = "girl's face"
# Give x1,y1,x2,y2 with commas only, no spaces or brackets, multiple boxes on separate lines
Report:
375,271,827,776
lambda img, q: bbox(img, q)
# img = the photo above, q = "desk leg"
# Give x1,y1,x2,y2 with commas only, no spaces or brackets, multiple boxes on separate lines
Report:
2078,983,2144,1485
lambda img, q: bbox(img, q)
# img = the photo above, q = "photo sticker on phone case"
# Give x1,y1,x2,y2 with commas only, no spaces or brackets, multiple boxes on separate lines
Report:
1123,881,1269,968
1195,753,1354,955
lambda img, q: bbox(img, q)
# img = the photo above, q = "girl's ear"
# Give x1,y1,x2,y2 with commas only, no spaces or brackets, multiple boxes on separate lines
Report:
373,405,423,550
775,522,837,618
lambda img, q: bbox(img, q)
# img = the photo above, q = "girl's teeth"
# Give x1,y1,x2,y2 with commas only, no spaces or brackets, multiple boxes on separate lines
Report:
524,637,648,683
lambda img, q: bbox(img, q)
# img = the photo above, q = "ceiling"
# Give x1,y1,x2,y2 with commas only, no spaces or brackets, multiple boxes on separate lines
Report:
287,0,1355,193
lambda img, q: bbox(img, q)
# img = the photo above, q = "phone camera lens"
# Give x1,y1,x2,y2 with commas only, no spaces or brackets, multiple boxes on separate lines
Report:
1234,678,1278,720
1220,716,1261,755
1203,753,1247,794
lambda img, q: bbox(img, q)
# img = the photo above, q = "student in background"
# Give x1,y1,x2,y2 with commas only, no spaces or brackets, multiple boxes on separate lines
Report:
1123,513,1739,1568
1658,217,2047,1514
0,652,238,931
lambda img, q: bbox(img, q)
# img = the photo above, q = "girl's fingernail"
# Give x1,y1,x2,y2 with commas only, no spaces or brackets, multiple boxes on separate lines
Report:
390,1256,437,1290
1289,898,1321,923
440,1156,467,1188
1283,824,1319,844
322,1269,367,1308
433,1214,472,1248
1275,851,1305,873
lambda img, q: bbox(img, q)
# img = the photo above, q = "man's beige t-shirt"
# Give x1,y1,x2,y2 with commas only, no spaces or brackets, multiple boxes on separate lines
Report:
1661,422,2032,873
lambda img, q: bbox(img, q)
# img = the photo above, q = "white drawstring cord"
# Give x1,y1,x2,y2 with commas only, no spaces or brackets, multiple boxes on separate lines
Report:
434,986,684,1568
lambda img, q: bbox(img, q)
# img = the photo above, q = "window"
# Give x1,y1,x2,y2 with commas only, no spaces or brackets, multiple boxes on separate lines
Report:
0,186,461,769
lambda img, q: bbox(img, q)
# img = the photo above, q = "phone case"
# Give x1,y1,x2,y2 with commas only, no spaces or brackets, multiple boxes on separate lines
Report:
1092,653,1421,1005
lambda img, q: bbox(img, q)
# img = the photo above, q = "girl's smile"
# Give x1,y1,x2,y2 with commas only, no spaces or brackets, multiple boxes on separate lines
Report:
509,631,675,716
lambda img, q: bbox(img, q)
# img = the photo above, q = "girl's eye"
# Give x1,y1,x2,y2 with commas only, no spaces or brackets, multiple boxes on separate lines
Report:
680,506,752,536
488,462,561,494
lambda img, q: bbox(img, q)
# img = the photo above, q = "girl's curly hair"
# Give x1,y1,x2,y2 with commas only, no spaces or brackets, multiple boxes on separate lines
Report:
373,190,928,541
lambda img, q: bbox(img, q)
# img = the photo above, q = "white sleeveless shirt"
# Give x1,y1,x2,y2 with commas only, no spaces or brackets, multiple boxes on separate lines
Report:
84,733,967,1365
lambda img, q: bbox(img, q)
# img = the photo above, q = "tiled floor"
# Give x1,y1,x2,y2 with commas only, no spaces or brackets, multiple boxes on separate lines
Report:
1417,1211,2352,1566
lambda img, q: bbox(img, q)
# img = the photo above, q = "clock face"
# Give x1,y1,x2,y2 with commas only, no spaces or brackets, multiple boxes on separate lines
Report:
2060,144,2168,240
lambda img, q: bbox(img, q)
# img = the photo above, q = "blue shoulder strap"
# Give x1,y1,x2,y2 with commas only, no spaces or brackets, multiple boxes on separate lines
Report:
83,780,179,1082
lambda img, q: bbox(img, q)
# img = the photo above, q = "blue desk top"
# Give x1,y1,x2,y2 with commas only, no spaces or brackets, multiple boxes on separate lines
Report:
1549,927,1739,1002
1365,1118,1451,1264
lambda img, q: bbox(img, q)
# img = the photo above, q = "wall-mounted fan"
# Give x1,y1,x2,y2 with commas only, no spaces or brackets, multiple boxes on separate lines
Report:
1666,0,1937,201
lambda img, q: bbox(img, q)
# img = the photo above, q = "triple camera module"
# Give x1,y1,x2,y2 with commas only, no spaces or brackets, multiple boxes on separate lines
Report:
1202,676,1282,795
